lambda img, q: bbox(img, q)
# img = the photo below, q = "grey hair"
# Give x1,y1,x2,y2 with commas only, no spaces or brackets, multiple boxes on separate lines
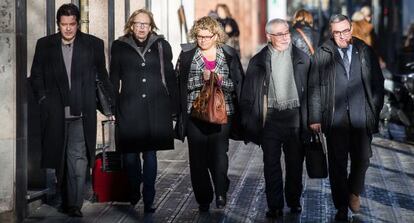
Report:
265,18,289,34
329,14,351,26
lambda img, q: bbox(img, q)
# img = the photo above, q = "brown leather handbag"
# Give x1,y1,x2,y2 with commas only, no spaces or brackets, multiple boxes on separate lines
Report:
191,72,228,124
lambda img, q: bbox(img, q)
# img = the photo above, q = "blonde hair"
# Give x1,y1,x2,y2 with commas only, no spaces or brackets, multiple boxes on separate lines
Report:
352,11,365,21
189,16,228,45
292,9,314,27
124,8,158,35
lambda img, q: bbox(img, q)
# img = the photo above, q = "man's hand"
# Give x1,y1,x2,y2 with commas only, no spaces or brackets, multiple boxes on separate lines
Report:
310,123,321,133
108,115,115,121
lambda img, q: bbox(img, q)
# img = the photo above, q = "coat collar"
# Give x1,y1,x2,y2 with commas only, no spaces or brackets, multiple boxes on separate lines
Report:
255,44,305,68
118,33,164,60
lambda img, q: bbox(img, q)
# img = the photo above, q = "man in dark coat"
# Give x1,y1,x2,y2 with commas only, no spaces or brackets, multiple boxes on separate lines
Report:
308,14,384,221
30,4,113,217
240,18,311,218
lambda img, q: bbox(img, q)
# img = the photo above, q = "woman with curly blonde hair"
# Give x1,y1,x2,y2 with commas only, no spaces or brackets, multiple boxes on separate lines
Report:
175,16,244,212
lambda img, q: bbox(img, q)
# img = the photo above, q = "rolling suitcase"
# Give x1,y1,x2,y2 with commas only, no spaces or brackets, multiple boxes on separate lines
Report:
92,120,130,202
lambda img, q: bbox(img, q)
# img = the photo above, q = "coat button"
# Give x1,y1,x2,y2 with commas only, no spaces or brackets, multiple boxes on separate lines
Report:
148,49,151,52
142,78,146,83
142,94,146,98
141,62,145,67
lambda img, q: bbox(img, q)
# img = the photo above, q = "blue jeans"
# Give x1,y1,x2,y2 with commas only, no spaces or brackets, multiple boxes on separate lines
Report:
123,151,157,207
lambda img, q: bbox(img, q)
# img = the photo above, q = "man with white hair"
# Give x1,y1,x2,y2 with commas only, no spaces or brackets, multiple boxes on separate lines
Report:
240,18,311,218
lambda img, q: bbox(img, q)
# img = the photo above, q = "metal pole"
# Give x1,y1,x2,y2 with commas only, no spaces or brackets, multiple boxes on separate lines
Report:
80,0,89,33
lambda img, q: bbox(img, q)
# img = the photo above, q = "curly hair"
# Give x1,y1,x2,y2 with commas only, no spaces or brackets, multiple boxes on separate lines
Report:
189,16,228,45
124,8,158,35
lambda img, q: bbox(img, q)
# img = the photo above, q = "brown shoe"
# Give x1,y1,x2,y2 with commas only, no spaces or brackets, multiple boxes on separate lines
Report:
349,193,361,213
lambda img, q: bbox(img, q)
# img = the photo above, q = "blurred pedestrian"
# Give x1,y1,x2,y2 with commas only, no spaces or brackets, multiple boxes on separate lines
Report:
109,8,177,213
240,18,311,218
291,9,320,56
308,14,384,221
175,16,244,212
360,6,372,23
216,4,241,55
351,11,374,48
30,3,114,217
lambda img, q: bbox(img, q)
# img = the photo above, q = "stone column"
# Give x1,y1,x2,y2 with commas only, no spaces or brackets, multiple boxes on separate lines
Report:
0,0,17,221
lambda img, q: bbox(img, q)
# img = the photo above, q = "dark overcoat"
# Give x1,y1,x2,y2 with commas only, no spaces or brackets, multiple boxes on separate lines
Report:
30,31,112,168
308,38,384,134
110,34,177,152
239,45,311,145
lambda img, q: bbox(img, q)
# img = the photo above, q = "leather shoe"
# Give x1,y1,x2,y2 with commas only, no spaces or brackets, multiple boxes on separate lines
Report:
130,193,141,206
349,193,361,213
199,204,210,212
290,206,302,213
57,205,68,214
67,207,83,217
265,209,283,218
144,207,156,213
335,207,348,222
216,196,226,209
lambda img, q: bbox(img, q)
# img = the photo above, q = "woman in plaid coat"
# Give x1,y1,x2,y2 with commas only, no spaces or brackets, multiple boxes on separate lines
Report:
175,16,244,212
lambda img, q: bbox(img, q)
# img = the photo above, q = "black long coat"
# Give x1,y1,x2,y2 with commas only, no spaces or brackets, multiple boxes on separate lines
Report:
110,34,177,152
30,31,112,168
239,45,311,145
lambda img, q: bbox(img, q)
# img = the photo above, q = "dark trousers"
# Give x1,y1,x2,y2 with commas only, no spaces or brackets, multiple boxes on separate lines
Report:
123,151,157,207
59,118,88,209
327,110,371,209
187,117,231,205
262,118,304,210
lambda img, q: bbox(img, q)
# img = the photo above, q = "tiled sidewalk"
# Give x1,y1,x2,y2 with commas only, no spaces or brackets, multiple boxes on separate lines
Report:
24,137,414,222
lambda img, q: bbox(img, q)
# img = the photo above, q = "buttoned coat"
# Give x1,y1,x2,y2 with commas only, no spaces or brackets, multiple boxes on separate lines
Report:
30,31,113,168
110,34,177,152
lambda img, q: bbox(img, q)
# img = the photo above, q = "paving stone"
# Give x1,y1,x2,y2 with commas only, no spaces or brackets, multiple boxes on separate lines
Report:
23,137,414,222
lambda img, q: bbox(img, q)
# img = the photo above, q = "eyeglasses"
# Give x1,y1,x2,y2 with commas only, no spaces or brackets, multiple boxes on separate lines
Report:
268,32,291,39
196,34,215,41
133,21,150,28
332,28,351,37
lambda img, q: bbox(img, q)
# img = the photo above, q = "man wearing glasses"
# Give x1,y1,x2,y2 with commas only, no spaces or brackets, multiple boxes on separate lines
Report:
240,18,311,218
308,14,384,221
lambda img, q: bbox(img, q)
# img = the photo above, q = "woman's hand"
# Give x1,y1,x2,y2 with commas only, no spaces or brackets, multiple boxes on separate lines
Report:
216,73,223,86
203,69,211,81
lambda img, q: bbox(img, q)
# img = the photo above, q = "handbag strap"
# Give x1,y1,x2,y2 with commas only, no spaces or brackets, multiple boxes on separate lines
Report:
158,41,170,95
295,28,315,55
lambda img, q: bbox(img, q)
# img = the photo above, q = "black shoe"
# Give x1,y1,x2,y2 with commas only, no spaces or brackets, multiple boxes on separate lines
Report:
290,206,302,213
199,204,210,212
335,207,348,222
216,196,226,209
144,207,156,213
266,209,283,218
67,207,83,217
130,193,141,206
57,205,68,214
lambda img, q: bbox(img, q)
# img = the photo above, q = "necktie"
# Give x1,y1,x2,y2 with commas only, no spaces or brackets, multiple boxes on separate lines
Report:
341,48,350,79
